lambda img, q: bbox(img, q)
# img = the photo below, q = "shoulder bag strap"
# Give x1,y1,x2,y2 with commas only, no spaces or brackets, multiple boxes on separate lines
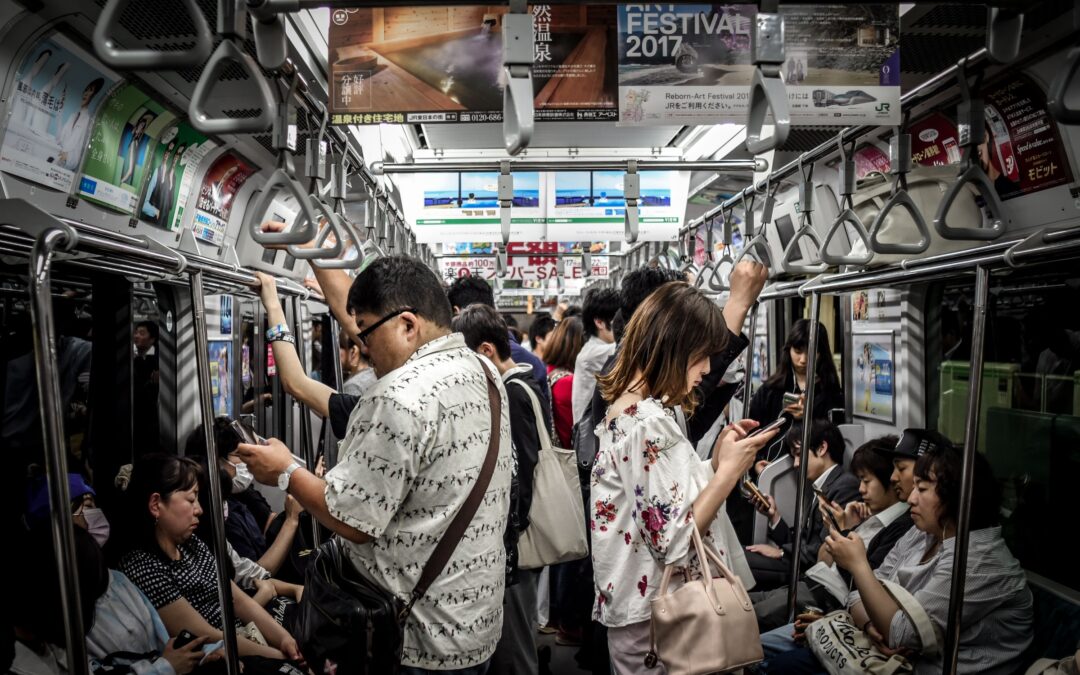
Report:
508,377,553,452
881,579,942,656
402,355,502,619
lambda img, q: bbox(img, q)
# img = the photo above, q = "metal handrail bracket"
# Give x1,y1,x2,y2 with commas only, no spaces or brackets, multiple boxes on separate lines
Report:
745,7,790,155
503,0,534,156
870,132,932,255
95,0,213,69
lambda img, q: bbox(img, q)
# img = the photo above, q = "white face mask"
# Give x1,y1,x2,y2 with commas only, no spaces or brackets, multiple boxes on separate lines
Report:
82,507,110,548
231,462,254,492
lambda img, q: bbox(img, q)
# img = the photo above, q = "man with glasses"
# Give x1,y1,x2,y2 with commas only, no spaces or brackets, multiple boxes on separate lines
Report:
240,256,512,674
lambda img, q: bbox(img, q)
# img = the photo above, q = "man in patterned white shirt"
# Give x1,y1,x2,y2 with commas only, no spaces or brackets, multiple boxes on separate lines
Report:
238,256,512,674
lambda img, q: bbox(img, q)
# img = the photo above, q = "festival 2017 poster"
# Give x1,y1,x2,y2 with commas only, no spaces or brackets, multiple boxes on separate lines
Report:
908,74,1074,201
617,4,900,126
79,84,176,214
192,153,256,245
140,123,216,231
327,5,618,124
0,37,116,192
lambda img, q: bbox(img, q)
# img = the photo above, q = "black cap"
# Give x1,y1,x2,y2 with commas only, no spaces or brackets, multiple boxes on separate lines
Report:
888,428,951,460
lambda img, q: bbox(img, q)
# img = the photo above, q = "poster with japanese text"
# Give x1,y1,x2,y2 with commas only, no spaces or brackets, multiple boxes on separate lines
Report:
326,5,617,124
617,4,900,126
79,84,176,213
853,331,895,423
192,153,256,245
908,74,1074,201
140,123,215,231
0,37,116,192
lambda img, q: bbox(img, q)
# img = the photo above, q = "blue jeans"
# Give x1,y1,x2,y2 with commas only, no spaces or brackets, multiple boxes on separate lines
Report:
401,663,490,675
760,623,799,658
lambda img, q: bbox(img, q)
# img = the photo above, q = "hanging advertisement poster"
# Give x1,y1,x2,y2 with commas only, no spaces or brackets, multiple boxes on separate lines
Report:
0,38,116,192
192,153,256,245
209,340,233,417
909,74,1074,201
140,123,216,231
79,84,176,213
853,331,895,423
327,5,618,124
546,170,688,241
617,4,900,126
408,171,546,243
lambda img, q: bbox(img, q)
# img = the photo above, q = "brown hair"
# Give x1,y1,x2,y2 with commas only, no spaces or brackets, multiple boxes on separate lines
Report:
597,282,727,414
544,316,585,371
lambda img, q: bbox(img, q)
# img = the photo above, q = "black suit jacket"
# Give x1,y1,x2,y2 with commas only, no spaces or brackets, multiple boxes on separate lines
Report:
770,467,862,569
865,510,915,571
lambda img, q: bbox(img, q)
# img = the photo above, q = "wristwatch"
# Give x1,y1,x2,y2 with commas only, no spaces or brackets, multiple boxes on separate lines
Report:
277,462,302,491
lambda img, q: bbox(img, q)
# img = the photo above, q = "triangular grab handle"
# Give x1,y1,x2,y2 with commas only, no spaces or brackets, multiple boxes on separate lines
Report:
933,164,1006,241
312,215,365,270
781,227,828,274
249,169,319,246
289,198,344,259
821,209,874,266
190,40,276,135
745,67,791,155
869,190,932,254
95,0,213,69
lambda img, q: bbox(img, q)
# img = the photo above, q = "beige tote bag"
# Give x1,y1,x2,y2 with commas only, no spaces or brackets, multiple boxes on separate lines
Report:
647,524,763,674
509,378,589,569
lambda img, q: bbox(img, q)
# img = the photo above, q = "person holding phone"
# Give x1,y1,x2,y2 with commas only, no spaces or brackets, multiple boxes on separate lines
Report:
743,419,860,591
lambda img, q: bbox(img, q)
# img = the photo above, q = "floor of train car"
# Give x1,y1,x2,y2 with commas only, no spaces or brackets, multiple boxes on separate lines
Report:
538,632,592,675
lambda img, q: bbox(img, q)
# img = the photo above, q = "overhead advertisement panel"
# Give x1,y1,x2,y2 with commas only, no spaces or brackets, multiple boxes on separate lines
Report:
140,123,217,232
617,4,900,126
79,84,176,214
327,5,618,124
192,153,256,246
407,172,686,243
0,37,116,192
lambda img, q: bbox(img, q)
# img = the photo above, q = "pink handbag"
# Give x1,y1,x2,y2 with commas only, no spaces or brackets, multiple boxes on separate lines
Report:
646,525,763,674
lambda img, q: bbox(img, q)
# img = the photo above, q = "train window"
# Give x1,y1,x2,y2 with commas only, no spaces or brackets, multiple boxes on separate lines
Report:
928,267,1080,590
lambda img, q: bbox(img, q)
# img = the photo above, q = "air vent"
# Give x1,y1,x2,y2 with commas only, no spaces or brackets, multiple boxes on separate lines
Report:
900,33,983,74
780,127,844,153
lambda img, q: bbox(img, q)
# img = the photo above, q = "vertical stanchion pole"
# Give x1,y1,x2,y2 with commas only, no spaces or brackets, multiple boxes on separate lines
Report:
943,264,991,674
29,228,89,675
189,270,241,675
291,295,323,550
739,302,760,422
787,291,821,622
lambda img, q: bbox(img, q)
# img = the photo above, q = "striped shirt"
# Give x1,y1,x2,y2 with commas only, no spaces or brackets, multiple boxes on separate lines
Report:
325,333,512,670
87,570,174,675
847,525,1033,675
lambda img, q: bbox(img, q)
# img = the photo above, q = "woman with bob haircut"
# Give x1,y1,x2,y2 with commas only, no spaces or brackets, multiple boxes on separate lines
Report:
590,281,780,673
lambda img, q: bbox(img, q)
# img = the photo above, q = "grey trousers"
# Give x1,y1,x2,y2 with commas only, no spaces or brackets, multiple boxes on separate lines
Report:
489,568,540,675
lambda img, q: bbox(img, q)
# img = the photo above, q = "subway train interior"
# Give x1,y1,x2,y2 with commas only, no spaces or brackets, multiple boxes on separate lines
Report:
1,0,1079,673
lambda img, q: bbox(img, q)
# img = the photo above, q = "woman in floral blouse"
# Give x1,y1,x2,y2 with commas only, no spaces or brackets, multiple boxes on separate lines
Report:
592,281,779,674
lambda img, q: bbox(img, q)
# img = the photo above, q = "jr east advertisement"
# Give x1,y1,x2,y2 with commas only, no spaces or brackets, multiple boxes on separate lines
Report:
140,123,216,231
327,5,618,124
0,38,116,192
79,84,177,214
193,153,256,245
617,4,900,126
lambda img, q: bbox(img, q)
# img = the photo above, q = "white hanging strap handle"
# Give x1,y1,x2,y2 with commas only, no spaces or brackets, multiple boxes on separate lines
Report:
869,127,931,255
782,158,828,274
745,2,790,155
498,161,513,247
502,0,534,156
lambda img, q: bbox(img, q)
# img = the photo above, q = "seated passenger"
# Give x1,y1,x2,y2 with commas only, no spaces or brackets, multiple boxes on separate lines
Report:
590,281,778,675
453,303,543,675
185,418,307,583
117,454,304,663
753,435,914,636
745,419,861,591
763,436,1033,674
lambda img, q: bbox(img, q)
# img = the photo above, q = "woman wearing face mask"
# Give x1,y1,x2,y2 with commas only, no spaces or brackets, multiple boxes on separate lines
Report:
185,417,307,582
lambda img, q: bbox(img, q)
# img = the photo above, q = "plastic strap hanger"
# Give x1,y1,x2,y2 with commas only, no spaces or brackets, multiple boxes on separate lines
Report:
745,0,790,154
781,157,828,274
821,131,874,265
95,0,212,69
869,114,932,255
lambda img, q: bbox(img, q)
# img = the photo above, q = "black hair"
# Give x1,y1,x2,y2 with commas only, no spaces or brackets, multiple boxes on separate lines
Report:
850,435,900,491
453,304,511,361
915,442,1001,530
122,454,203,556
135,320,159,341
446,275,495,311
764,319,841,393
84,77,105,99
563,304,582,319
581,288,620,338
347,256,453,329
528,313,557,347
786,418,845,465
617,267,688,342
184,416,241,459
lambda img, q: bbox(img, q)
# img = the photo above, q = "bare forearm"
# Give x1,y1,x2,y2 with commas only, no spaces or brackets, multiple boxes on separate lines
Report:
255,516,298,575
692,462,740,534
232,583,290,649
850,563,900,637
288,468,372,545
265,297,333,417
311,267,357,343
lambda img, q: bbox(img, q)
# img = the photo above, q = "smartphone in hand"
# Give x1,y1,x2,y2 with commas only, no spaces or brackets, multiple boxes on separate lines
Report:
173,629,198,649
746,416,788,439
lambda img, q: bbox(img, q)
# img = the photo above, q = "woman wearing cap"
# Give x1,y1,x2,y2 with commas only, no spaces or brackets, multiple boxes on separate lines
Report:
763,438,1033,674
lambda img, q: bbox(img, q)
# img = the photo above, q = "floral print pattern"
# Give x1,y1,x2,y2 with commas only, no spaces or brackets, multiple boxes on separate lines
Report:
590,398,754,628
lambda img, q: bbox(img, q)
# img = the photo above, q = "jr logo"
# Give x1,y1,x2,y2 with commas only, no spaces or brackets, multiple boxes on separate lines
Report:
875,102,891,113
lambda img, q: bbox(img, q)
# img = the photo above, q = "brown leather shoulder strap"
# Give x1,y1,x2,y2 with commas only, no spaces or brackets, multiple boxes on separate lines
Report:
405,355,501,615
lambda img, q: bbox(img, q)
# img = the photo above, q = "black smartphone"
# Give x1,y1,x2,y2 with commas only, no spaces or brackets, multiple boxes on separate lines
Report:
229,419,268,446
747,416,788,438
814,490,844,532
173,629,198,649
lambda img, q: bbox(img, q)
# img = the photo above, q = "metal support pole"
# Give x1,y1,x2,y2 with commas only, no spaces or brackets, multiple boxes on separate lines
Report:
253,302,268,437
943,264,991,674
291,296,323,550
326,315,345,470
787,291,820,623
739,302,760,421
29,228,90,675
189,270,241,675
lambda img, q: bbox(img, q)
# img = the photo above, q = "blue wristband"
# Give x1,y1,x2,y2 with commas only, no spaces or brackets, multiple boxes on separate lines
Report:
266,323,292,342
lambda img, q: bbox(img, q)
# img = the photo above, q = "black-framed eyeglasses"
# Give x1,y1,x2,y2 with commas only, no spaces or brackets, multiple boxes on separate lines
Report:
357,307,416,346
